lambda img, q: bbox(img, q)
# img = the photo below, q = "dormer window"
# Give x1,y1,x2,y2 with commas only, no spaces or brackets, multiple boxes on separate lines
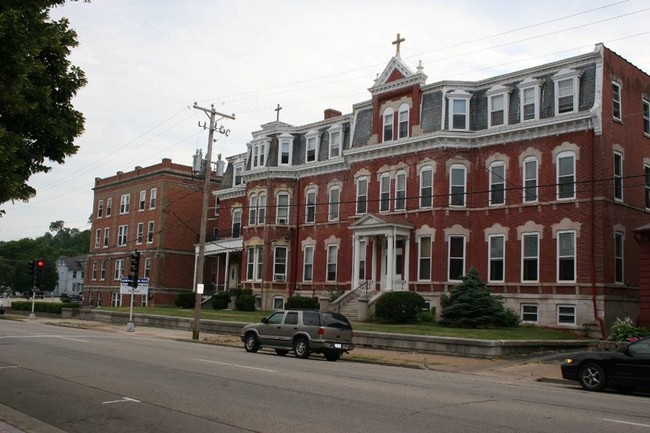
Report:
251,140,267,168
328,124,342,158
233,163,244,186
305,130,318,163
553,68,581,115
398,103,409,139
278,133,293,166
518,78,542,122
486,85,510,128
383,107,394,142
447,90,471,131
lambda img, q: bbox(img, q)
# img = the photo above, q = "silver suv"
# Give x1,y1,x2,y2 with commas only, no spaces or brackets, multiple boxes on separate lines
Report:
241,310,354,361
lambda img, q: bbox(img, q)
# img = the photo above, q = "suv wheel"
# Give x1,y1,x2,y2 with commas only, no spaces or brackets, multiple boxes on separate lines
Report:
294,337,310,359
244,333,259,353
324,351,341,362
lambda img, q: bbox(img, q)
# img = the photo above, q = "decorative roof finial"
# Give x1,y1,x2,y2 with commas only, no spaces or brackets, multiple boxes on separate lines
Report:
392,33,405,57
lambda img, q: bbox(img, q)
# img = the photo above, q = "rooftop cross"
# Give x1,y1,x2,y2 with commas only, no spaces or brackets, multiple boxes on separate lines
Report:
275,103,282,122
392,33,405,56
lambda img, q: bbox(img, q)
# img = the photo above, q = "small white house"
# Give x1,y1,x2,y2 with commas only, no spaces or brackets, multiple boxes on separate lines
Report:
55,255,87,297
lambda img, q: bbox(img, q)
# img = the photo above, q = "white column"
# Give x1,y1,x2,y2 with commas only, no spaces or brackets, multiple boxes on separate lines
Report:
386,233,394,291
404,235,410,291
352,234,361,290
224,251,231,290
371,238,377,291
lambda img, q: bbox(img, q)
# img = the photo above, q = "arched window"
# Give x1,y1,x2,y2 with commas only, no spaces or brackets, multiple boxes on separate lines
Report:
398,103,409,138
383,107,394,142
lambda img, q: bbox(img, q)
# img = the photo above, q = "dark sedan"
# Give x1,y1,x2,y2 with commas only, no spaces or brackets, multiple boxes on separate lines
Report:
561,337,650,392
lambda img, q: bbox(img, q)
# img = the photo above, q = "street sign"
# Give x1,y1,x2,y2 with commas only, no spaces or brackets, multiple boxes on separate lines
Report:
120,277,149,295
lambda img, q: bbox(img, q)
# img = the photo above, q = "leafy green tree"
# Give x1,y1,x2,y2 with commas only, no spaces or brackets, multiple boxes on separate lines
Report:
440,267,520,328
0,1,86,210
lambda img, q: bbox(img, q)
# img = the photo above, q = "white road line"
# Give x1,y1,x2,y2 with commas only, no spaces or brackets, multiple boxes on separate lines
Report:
194,358,277,373
602,418,650,428
0,366,18,370
102,397,140,405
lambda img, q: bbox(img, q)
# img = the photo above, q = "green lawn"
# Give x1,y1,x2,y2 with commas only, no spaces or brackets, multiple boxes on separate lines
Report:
104,306,585,341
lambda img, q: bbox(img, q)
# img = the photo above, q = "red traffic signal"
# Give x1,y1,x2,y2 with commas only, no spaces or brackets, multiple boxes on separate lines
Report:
36,259,45,269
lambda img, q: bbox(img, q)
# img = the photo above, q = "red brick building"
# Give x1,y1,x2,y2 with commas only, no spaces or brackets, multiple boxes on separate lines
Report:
84,158,220,306
209,43,650,336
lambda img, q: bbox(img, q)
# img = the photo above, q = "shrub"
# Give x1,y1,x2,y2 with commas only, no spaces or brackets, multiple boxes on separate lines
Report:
235,294,256,311
9,301,72,314
374,291,426,324
608,317,650,341
174,292,196,309
416,308,436,323
211,291,231,310
285,296,318,310
440,267,520,328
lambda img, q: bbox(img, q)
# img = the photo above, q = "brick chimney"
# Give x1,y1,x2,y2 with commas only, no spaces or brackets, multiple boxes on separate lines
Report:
324,108,342,120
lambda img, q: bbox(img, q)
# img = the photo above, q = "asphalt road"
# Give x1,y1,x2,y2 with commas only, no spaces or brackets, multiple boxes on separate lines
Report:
1,319,649,433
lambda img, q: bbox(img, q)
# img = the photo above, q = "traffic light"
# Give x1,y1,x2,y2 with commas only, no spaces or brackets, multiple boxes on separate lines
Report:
28,259,35,276
36,259,45,273
129,252,141,288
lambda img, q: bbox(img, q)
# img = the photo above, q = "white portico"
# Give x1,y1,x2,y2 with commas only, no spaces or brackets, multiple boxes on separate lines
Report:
349,214,414,292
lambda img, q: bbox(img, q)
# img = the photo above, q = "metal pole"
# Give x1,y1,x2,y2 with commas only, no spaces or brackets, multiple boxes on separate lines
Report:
127,288,135,332
192,103,234,340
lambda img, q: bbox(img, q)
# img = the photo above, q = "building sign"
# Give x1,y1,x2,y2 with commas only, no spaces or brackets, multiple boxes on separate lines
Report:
119,277,149,296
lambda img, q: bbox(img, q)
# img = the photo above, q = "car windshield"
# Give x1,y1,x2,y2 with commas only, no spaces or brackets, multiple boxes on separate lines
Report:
322,312,352,329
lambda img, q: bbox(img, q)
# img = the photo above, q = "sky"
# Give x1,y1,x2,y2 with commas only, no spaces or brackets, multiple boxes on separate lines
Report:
1,0,649,242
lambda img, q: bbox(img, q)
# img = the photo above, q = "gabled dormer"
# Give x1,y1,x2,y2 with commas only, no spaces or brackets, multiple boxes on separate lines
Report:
368,55,427,145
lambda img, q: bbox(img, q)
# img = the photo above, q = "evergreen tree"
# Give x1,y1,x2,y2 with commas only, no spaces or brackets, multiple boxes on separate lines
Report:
440,267,519,328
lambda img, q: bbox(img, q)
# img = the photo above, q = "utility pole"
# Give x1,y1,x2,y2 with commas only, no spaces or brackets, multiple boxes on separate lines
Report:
192,103,235,340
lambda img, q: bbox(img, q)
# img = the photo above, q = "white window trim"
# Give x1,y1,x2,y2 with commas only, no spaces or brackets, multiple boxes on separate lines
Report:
305,130,318,163
149,188,157,209
520,304,539,324
273,246,288,282
94,229,101,249
139,190,146,211
119,194,130,215
556,151,576,200
417,235,432,282
522,156,538,203
552,68,581,116
614,151,623,202
106,198,112,217
398,103,410,139
305,189,316,224
232,208,242,237
488,234,505,283
557,230,576,283
233,163,244,186
97,199,103,218
448,235,466,282
612,81,622,122
278,133,293,166
328,124,343,159
394,170,407,211
328,186,340,222
303,245,314,282
615,231,624,284
136,222,144,245
557,304,576,326
486,85,510,128
518,78,542,122
326,244,338,282
276,192,290,225
117,225,128,246
379,173,391,213
249,194,258,226
356,177,368,215
147,221,154,244
383,107,394,142
446,89,471,131
488,161,506,206
114,258,124,281
641,98,650,137
257,193,266,225
419,166,434,209
449,164,467,207
521,232,540,283
645,164,650,210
